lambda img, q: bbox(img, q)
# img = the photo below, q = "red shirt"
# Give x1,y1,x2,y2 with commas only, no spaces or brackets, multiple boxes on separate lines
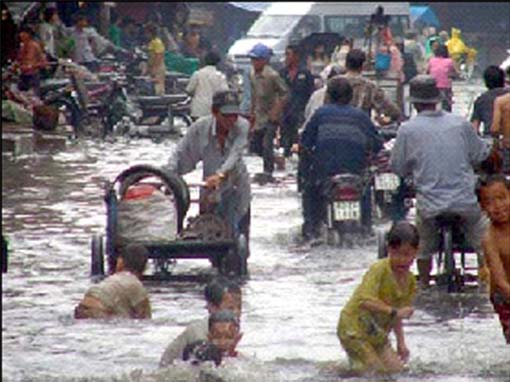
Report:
17,39,46,75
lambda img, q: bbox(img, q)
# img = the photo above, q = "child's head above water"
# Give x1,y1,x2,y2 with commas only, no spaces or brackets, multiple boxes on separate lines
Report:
478,175,510,225
387,221,420,249
204,277,242,318
208,309,241,356
386,221,420,275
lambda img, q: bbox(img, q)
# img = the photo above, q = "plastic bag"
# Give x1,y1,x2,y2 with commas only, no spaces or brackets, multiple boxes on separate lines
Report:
116,188,178,243
375,51,391,71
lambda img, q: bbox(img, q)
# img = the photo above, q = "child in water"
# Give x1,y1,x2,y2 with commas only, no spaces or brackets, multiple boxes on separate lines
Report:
478,175,510,344
337,221,419,375
208,309,242,358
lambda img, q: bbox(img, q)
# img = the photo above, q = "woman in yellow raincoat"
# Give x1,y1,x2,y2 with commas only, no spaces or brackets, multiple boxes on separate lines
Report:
447,28,477,75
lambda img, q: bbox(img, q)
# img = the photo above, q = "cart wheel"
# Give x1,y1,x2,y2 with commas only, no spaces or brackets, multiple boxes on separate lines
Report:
91,234,105,277
222,234,248,277
377,229,388,259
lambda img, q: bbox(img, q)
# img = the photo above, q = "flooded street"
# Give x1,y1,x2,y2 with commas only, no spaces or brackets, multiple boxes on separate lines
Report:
2,80,510,382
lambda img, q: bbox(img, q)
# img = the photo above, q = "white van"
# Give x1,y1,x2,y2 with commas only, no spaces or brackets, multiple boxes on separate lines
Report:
228,2,410,68
228,2,410,111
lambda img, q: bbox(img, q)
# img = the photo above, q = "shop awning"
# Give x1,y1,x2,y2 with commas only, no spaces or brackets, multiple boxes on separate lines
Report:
3,1,40,24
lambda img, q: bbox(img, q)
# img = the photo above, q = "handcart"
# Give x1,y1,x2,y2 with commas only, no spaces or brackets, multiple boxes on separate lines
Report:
90,165,248,281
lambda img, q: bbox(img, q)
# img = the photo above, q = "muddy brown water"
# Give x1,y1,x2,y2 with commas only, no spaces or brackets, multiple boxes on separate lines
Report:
2,80,509,382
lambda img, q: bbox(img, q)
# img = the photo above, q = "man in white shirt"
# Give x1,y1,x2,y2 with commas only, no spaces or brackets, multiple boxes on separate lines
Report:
68,12,118,72
186,51,229,120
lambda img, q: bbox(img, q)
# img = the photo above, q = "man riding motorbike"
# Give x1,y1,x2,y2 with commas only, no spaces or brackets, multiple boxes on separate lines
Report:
390,75,493,288
299,77,383,241
447,28,477,76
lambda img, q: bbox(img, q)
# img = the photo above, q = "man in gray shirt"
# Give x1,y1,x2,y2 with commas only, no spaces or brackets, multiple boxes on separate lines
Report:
391,75,491,288
165,90,251,244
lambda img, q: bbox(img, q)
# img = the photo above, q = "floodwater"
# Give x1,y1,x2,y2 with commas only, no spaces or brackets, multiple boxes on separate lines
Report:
2,80,509,382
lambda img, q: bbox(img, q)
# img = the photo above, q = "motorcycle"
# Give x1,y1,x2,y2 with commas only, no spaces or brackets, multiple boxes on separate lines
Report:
456,48,478,81
42,70,132,138
372,125,401,221
322,170,374,246
377,212,476,293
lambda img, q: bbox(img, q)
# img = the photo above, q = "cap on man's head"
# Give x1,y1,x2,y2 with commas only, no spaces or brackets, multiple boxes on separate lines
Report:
409,74,440,104
248,43,273,60
212,90,241,114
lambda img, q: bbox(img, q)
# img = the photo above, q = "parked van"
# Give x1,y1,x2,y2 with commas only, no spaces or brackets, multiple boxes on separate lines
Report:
228,2,410,67
228,2,410,111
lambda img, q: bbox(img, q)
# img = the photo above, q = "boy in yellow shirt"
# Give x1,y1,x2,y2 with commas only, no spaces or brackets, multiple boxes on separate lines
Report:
145,23,166,95
337,221,418,375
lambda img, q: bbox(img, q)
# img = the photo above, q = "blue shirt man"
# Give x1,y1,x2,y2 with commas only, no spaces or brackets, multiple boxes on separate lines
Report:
301,103,382,178
299,77,382,240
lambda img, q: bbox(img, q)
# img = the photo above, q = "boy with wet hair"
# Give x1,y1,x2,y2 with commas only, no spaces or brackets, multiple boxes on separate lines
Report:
214,276,242,318
208,309,242,358
478,175,510,344
74,244,151,319
159,277,242,367
337,221,419,375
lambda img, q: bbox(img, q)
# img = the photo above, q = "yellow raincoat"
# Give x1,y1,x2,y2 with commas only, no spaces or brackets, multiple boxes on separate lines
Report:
447,28,477,63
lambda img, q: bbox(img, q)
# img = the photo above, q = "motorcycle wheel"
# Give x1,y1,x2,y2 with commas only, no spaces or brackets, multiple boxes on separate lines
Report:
174,113,193,128
377,229,388,259
221,234,248,277
442,227,458,293
326,229,340,246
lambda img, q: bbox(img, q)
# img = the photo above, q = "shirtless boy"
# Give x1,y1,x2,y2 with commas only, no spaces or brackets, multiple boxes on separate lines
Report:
479,175,510,343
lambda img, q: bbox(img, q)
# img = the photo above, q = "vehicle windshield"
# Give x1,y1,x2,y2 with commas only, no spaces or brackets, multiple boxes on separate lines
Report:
325,15,409,38
247,15,302,38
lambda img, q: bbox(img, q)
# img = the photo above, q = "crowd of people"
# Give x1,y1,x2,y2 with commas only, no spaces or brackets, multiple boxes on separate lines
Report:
3,3,509,376
72,56,508,380
1,4,213,96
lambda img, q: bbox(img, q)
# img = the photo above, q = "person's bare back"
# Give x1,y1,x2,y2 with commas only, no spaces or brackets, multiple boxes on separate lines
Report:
492,93,510,148
484,223,510,297
479,176,510,343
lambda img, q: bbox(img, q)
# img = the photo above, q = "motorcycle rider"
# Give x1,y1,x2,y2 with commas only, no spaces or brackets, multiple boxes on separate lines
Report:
300,77,383,241
471,65,508,136
390,75,492,288
300,49,401,127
